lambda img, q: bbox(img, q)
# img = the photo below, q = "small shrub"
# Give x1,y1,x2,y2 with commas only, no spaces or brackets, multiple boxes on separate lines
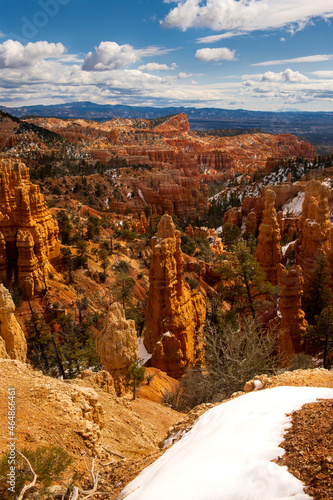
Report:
9,286,23,308
0,445,73,499
185,276,200,290
287,352,314,371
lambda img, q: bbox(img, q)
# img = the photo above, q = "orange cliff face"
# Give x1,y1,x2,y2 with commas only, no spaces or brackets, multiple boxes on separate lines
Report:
0,158,60,298
143,214,206,379
23,113,315,221
27,113,315,180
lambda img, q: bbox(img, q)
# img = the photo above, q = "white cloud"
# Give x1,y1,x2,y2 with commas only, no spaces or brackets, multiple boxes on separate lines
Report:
138,62,177,71
0,40,65,69
280,37,286,42
261,68,308,82
311,70,333,77
0,31,5,38
82,41,172,71
195,47,236,62
196,31,247,43
82,41,140,71
162,0,333,33
253,54,333,66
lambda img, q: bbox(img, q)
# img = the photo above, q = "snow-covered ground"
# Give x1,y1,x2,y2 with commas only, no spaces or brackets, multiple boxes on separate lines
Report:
118,386,333,500
283,192,305,217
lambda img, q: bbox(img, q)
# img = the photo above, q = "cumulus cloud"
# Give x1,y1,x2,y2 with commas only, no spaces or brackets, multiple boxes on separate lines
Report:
82,41,172,71
0,40,65,69
162,0,333,33
195,47,236,62
83,41,140,71
253,54,333,66
261,68,308,82
138,62,177,71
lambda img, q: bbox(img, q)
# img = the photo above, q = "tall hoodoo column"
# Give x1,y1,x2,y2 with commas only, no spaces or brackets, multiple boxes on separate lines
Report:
143,214,206,378
277,264,308,355
256,189,282,285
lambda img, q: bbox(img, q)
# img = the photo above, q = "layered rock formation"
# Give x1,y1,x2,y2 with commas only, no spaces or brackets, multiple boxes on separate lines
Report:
96,302,138,394
277,264,308,355
296,180,332,279
0,284,27,362
0,158,60,297
256,189,282,285
143,214,206,378
153,113,190,137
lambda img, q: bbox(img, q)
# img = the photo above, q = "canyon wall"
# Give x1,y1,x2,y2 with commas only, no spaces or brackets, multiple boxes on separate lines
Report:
0,158,60,298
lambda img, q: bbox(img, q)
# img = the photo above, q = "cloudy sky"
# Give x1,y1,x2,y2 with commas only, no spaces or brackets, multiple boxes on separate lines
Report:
1,0,333,111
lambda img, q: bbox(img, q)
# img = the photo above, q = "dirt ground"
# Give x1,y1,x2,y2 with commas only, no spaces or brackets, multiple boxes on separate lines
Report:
1,363,333,499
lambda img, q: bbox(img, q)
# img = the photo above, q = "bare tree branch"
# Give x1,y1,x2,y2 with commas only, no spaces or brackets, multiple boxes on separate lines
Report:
102,445,126,460
16,451,38,500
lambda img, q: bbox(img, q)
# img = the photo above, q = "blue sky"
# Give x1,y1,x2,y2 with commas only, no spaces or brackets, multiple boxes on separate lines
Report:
0,0,333,111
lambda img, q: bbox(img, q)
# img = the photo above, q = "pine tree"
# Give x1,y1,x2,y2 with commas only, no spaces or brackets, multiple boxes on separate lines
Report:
305,305,333,368
219,240,277,322
126,361,145,400
302,252,332,324
113,271,135,309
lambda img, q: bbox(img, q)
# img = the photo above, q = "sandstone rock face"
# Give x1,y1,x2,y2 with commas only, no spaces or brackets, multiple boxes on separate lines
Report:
0,284,27,362
296,179,332,279
256,189,282,285
143,214,206,378
277,264,308,355
0,159,60,297
185,224,194,239
96,302,138,394
153,113,190,136
223,207,243,227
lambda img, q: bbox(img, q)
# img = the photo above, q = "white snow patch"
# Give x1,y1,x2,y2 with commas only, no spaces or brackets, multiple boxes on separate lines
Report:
283,192,305,217
162,430,185,450
138,338,151,364
163,331,172,338
138,189,147,205
253,379,263,390
118,386,333,500
281,240,296,257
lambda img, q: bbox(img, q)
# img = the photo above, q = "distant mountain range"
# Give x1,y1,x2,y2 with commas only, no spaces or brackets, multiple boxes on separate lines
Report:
1,101,333,150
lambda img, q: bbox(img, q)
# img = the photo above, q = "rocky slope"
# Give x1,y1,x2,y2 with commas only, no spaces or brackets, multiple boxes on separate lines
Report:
0,359,183,496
